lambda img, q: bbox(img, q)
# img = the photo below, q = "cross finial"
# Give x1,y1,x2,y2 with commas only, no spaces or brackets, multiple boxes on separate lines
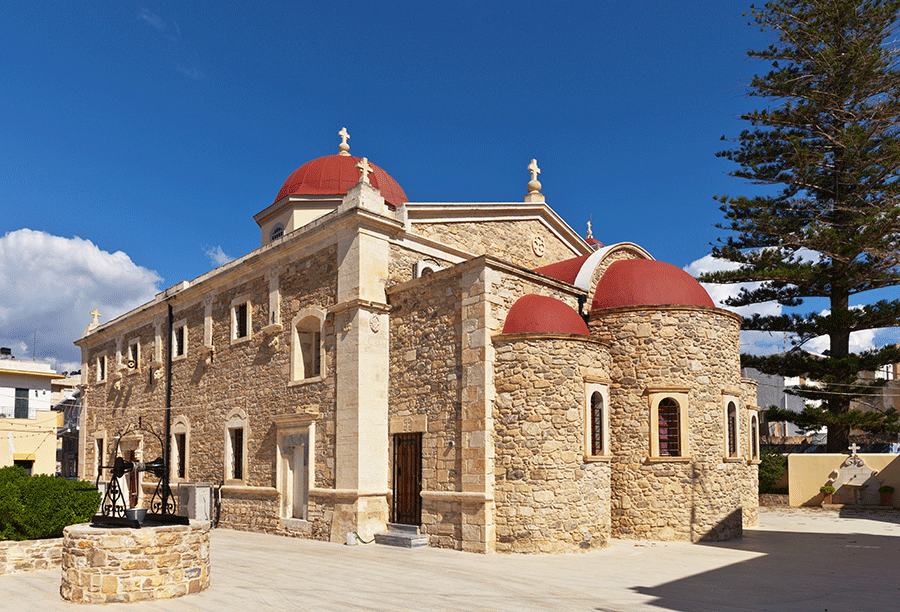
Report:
338,127,350,156
90,309,101,325
356,157,373,185
848,443,860,456
528,158,541,182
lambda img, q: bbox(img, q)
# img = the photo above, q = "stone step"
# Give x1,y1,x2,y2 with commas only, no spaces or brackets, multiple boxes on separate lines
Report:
375,524,428,548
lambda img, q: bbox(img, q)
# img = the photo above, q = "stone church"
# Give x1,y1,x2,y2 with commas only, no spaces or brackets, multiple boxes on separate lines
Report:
76,130,760,554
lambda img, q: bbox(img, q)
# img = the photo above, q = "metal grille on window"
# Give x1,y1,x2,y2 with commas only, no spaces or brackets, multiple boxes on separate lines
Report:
658,398,680,457
727,402,737,456
591,391,603,455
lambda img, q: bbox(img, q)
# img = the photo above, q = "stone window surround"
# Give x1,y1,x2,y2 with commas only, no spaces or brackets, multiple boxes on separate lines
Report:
172,319,188,361
747,406,761,464
171,415,190,482
230,295,252,344
125,338,141,373
289,307,326,386
646,387,691,462
722,391,742,462
272,413,316,522
93,429,107,481
583,377,611,461
96,353,107,383
224,408,249,485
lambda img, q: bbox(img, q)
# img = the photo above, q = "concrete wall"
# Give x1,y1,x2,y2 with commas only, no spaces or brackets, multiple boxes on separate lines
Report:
788,453,900,507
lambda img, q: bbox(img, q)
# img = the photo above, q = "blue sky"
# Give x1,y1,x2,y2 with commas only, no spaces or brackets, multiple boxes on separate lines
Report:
1,1,896,369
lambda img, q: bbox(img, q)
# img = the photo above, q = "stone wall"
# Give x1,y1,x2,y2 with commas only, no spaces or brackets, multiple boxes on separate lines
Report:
388,268,464,549
589,305,756,542
0,537,61,575
412,219,577,270
61,521,210,604
83,245,339,542
492,335,612,553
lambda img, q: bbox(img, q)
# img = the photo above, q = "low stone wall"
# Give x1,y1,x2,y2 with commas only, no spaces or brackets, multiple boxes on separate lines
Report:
61,521,210,604
759,494,789,507
0,537,62,575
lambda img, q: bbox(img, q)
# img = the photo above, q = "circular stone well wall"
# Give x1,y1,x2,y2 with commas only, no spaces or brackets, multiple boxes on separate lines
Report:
60,521,210,604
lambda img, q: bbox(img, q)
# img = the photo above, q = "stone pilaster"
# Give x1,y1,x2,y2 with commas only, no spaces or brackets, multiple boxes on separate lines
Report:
459,266,497,553
331,182,392,542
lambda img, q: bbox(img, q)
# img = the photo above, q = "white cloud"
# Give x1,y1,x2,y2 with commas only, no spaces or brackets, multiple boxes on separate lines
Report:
139,8,179,40
0,229,161,372
205,246,234,267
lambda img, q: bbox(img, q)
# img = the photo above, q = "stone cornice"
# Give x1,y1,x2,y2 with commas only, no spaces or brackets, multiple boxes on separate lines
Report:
492,332,609,347
589,303,743,324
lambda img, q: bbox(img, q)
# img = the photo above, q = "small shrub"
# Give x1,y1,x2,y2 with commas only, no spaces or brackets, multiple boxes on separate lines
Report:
820,485,835,495
758,448,788,494
880,485,895,494
0,466,100,541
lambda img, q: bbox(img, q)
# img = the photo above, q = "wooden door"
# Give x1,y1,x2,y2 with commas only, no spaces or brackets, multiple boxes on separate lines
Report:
392,433,422,525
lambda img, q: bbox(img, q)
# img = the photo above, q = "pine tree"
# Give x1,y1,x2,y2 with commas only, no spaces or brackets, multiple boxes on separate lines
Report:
703,0,900,452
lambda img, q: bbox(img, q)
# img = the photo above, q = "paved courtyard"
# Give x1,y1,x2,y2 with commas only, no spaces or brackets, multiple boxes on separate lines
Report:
3,507,898,611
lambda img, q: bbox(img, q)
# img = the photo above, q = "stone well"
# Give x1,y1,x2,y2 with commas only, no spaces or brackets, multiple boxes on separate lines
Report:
60,521,210,604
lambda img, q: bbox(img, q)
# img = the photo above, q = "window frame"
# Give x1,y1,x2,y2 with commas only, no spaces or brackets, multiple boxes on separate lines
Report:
224,408,249,485
231,296,252,344
647,388,690,460
126,338,141,371
583,379,610,461
172,320,188,361
14,388,29,419
722,392,742,461
171,416,190,481
289,308,326,385
96,353,107,383
748,407,761,463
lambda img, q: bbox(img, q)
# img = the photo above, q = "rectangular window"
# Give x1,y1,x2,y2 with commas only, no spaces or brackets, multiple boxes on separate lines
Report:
13,459,33,476
230,428,244,480
14,388,28,419
591,392,603,455
235,302,249,339
128,340,140,369
97,355,107,382
95,437,105,480
175,433,187,479
173,325,186,358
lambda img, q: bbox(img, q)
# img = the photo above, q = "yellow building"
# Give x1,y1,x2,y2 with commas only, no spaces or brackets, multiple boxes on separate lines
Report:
0,354,61,475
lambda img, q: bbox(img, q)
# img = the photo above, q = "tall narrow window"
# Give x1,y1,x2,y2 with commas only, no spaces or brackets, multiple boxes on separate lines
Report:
95,437,106,480
727,401,738,457
236,303,248,338
97,355,107,382
291,310,325,383
173,325,186,358
127,340,140,369
590,391,604,456
230,428,244,480
658,398,681,457
175,433,187,479
14,388,28,419
750,413,760,461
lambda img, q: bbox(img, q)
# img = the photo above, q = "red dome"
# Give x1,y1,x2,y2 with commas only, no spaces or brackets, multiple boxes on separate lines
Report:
586,237,604,247
274,155,409,207
592,259,714,310
502,294,589,335
533,253,593,286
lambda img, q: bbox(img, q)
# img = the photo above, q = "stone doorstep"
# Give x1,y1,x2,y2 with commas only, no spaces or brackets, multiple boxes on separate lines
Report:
374,523,428,548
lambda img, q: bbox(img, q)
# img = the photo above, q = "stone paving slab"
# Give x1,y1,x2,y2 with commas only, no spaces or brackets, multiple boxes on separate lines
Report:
1,507,898,611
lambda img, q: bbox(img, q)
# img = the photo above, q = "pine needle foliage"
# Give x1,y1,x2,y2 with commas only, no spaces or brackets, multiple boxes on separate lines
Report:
703,0,900,451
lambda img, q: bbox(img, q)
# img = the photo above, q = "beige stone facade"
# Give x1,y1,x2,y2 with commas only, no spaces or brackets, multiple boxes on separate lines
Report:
75,143,758,554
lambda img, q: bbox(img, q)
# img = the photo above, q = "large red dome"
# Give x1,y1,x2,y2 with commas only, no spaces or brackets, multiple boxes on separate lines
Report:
274,155,408,207
502,294,589,335
592,259,714,310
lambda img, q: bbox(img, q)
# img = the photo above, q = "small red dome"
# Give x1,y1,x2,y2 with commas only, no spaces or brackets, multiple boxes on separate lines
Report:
533,253,593,286
592,259,714,310
503,294,589,335
274,155,409,207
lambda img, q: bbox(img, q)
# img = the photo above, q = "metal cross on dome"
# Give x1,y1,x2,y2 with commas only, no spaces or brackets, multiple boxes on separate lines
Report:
528,158,541,182
338,127,350,156
356,157,373,185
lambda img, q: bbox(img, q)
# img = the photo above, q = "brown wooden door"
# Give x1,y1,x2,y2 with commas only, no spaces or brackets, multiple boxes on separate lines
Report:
392,433,422,525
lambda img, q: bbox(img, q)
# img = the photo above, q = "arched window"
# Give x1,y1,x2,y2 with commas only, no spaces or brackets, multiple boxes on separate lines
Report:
590,391,604,456
658,398,681,457
750,413,760,461
727,401,738,457
270,224,284,242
